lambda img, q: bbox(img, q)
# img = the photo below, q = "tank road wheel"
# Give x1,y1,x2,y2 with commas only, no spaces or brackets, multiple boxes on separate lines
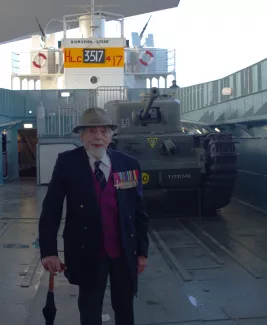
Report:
201,133,238,217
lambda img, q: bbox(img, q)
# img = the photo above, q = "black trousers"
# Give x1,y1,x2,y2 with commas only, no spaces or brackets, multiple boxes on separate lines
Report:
78,255,134,325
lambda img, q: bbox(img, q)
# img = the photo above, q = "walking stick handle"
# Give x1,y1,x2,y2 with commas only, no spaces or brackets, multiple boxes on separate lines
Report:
48,262,65,292
49,273,54,292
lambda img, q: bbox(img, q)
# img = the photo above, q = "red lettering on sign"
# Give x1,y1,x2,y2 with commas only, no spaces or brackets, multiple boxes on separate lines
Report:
64,50,71,62
64,50,81,63
64,50,123,66
116,55,122,65
106,55,122,66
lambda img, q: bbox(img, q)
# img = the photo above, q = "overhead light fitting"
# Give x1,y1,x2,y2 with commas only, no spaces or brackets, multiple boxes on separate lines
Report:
24,123,33,129
61,92,70,97
222,87,232,96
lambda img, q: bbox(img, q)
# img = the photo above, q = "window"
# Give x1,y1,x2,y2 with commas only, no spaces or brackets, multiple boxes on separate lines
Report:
261,60,267,90
203,83,208,107
252,64,258,92
235,72,241,97
208,82,213,105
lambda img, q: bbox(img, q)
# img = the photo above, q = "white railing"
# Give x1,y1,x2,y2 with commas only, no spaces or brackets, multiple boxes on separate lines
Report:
37,86,128,137
11,49,64,76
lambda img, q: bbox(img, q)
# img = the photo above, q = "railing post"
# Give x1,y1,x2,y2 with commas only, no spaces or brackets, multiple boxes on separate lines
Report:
37,104,46,136
58,105,61,137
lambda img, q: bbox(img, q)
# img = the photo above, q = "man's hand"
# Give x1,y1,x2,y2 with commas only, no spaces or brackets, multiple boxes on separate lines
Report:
42,256,65,276
138,256,147,274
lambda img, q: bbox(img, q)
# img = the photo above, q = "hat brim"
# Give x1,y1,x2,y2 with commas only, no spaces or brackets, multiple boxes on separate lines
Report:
73,123,118,134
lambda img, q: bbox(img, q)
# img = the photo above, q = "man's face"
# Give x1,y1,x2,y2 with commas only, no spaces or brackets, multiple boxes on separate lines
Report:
80,126,112,159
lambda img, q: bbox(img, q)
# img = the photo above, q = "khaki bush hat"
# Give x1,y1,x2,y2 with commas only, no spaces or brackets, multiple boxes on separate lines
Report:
73,107,118,133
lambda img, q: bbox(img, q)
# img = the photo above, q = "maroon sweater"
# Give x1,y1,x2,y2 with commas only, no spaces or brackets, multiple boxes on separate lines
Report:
91,167,122,258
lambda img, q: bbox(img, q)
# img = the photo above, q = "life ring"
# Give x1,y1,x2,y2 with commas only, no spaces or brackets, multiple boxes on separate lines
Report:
139,50,154,66
32,52,47,69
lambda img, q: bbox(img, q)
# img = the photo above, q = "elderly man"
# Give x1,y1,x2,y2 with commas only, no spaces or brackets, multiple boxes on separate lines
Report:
38,107,149,325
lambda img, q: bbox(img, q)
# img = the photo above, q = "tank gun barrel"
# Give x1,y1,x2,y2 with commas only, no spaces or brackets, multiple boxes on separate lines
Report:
141,87,160,120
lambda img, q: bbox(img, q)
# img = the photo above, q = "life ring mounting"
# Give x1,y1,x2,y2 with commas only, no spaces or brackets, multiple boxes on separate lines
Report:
139,50,154,66
32,52,47,69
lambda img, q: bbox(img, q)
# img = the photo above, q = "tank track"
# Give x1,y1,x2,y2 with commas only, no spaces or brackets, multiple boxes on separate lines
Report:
201,132,238,216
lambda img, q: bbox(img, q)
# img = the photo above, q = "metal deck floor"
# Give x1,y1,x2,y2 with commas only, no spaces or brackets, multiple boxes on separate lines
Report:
0,179,267,325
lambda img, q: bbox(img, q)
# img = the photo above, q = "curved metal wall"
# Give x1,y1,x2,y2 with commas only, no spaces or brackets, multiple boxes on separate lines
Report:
234,136,267,211
180,57,267,212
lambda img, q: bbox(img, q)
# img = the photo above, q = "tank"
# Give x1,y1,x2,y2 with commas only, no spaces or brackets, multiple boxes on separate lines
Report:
105,87,238,218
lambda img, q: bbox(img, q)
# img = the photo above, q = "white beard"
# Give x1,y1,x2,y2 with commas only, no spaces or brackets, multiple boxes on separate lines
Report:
87,146,106,160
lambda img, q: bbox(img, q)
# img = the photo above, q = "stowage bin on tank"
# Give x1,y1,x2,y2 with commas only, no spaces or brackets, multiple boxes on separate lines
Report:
105,87,238,218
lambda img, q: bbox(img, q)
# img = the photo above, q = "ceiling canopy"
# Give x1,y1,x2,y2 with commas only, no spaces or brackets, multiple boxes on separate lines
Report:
0,0,179,44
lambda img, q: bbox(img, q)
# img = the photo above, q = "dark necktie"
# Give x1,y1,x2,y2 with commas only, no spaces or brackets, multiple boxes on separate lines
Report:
94,161,106,189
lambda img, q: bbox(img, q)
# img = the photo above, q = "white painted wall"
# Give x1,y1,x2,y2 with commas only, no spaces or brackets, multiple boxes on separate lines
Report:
38,144,77,184
64,67,124,89
124,75,147,88
40,77,60,90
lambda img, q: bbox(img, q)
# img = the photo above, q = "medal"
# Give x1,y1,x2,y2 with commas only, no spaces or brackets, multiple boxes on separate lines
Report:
113,170,138,189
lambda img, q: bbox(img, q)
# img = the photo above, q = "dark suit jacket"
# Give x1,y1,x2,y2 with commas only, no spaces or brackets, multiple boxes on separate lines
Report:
38,146,149,294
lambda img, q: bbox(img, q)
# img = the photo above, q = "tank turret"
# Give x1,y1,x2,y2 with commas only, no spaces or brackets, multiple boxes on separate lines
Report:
131,86,175,127
105,86,181,132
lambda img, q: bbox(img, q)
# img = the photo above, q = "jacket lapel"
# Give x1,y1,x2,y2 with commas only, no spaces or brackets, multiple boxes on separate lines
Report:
76,146,98,202
107,148,124,173
77,146,93,180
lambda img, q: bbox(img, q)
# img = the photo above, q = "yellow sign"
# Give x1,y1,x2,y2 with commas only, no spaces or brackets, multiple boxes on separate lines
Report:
147,137,158,148
64,47,125,68
142,173,149,185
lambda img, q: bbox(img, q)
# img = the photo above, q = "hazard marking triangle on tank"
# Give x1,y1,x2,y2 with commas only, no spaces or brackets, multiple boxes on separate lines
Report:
147,137,158,148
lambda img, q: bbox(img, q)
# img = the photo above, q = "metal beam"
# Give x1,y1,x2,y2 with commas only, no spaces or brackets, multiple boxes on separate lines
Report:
209,114,267,126
181,119,211,126
0,120,22,130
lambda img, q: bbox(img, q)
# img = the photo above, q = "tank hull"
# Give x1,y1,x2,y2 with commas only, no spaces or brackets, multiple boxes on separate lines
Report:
111,132,238,218
105,88,238,218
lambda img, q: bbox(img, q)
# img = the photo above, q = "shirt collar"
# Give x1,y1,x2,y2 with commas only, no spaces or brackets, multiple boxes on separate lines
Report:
86,149,111,168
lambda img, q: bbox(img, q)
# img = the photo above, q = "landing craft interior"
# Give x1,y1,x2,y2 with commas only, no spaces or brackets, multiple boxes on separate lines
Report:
1,1,267,325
